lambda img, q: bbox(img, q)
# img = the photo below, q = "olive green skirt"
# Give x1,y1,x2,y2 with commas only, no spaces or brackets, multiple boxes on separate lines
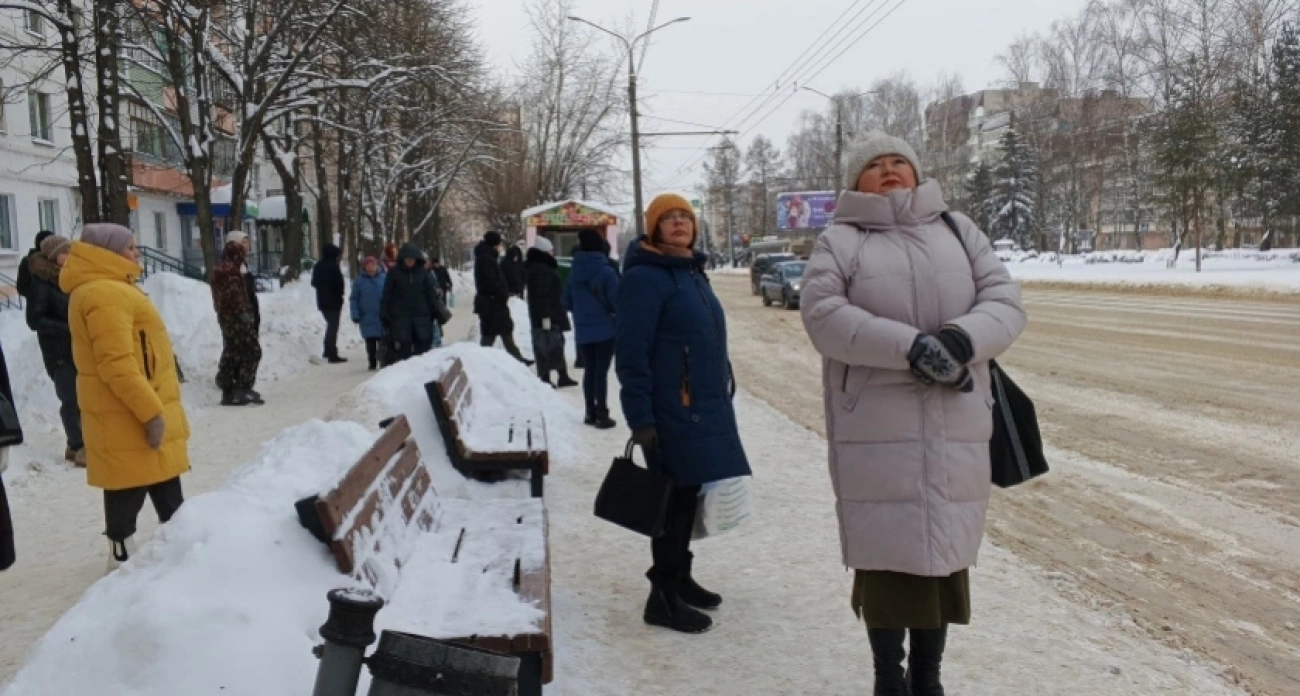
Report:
851,569,971,630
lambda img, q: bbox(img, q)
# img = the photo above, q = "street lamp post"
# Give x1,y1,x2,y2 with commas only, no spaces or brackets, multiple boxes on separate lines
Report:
568,15,691,238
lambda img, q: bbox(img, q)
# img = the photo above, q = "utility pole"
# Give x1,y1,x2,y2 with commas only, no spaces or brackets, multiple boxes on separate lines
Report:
568,15,691,239
803,86,879,198
725,180,735,264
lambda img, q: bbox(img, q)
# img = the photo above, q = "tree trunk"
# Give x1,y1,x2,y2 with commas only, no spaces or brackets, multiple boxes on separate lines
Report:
57,0,100,224
310,105,333,259
93,0,129,227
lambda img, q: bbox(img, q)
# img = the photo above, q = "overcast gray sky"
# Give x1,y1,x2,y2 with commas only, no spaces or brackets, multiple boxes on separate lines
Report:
471,0,1090,208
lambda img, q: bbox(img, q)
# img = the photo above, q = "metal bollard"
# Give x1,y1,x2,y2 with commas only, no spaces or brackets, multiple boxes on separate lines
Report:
312,588,386,696
366,631,520,696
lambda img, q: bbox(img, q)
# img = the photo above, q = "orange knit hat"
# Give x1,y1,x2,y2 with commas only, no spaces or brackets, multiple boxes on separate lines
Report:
644,193,697,245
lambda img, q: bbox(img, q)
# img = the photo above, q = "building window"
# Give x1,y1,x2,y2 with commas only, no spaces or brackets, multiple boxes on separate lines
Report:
154,211,167,250
25,10,44,36
133,117,165,158
28,91,51,142
38,199,59,233
0,195,15,250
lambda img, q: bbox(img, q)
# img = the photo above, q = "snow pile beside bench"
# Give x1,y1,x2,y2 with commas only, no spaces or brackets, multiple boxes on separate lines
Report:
2,419,374,696
327,342,583,500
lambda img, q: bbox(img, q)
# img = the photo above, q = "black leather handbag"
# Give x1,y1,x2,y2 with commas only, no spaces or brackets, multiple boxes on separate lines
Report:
593,440,674,538
0,393,23,448
939,212,1049,488
987,360,1049,487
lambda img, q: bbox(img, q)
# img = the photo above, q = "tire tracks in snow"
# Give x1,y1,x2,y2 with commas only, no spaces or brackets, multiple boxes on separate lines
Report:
712,276,1300,696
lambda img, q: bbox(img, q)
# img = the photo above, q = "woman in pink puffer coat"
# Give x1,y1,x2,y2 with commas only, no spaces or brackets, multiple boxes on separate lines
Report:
800,131,1026,696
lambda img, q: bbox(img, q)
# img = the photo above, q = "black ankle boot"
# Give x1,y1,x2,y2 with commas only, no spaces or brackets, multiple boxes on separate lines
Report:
907,627,947,696
678,552,721,610
593,408,617,430
643,585,713,634
867,628,908,696
583,408,597,425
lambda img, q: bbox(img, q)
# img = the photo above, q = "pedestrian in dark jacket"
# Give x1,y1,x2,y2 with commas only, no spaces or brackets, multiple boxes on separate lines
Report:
213,234,263,406
616,193,751,635
601,238,622,277
381,243,449,362
311,243,347,363
1,339,21,571
24,235,84,465
429,257,454,347
564,229,619,428
524,238,576,388
15,230,54,299
473,232,530,365
430,257,453,296
350,256,386,370
501,244,526,298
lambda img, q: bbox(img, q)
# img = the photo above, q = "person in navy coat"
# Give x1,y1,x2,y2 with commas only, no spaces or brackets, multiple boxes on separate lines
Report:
563,229,620,429
349,256,386,370
615,193,750,635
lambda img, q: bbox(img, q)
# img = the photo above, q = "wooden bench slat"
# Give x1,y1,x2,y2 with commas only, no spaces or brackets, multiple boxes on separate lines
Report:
315,415,412,535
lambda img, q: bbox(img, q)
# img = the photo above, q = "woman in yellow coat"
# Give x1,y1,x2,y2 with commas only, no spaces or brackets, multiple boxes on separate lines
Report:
60,224,190,569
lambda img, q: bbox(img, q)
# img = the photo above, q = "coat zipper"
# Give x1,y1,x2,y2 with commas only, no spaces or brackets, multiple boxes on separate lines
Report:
681,346,692,408
140,330,153,380
904,237,934,575
688,270,729,391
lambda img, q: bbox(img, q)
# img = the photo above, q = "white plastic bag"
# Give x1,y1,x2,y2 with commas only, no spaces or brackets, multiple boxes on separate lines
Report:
692,476,753,540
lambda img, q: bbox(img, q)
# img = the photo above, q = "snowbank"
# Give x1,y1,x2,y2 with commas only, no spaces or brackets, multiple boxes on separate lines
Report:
1006,249,1300,292
144,272,363,399
0,308,68,485
1,419,374,696
3,343,571,695
327,341,584,500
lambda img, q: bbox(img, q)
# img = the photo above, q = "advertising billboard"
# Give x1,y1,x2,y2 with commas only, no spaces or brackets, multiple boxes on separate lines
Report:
776,191,837,231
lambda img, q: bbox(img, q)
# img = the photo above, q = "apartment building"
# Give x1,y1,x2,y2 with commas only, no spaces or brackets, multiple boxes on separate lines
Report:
0,8,80,277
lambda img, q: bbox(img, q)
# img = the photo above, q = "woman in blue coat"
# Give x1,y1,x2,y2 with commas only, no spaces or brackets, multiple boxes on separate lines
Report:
563,229,620,429
349,256,386,370
616,193,750,635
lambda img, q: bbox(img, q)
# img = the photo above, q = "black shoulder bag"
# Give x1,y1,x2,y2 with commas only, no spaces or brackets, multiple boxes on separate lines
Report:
594,440,674,538
939,212,1049,488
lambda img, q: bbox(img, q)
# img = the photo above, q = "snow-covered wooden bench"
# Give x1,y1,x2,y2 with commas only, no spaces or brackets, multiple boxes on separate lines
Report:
313,415,553,694
426,357,549,497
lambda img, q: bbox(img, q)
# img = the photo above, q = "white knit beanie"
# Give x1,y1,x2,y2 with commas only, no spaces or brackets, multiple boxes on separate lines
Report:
532,236,554,254
842,131,923,191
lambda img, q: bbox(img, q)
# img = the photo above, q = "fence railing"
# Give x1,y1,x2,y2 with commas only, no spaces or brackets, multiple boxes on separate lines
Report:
0,271,23,310
140,246,206,283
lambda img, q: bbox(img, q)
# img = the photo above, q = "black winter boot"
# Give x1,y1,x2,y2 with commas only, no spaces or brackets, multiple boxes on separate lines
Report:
244,389,264,405
592,409,618,430
867,628,909,696
643,584,713,634
221,389,249,406
555,372,578,388
583,408,597,426
678,552,721,610
907,627,947,696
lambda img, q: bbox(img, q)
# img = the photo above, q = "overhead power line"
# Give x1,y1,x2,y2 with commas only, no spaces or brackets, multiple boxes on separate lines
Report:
662,0,911,187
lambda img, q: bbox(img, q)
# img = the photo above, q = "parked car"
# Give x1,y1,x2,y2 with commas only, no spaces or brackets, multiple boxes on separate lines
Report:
750,252,796,294
759,260,806,310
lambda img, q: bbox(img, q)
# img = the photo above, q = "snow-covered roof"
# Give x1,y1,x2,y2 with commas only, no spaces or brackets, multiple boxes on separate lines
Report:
211,184,233,205
520,199,620,218
257,195,287,221
981,112,1011,133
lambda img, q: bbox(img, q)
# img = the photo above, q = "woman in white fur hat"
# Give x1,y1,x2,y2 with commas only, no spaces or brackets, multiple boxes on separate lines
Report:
800,132,1027,695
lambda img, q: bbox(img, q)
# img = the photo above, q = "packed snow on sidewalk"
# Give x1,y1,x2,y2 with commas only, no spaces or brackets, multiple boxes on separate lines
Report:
1004,247,1300,292
0,271,360,488
1,346,566,696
